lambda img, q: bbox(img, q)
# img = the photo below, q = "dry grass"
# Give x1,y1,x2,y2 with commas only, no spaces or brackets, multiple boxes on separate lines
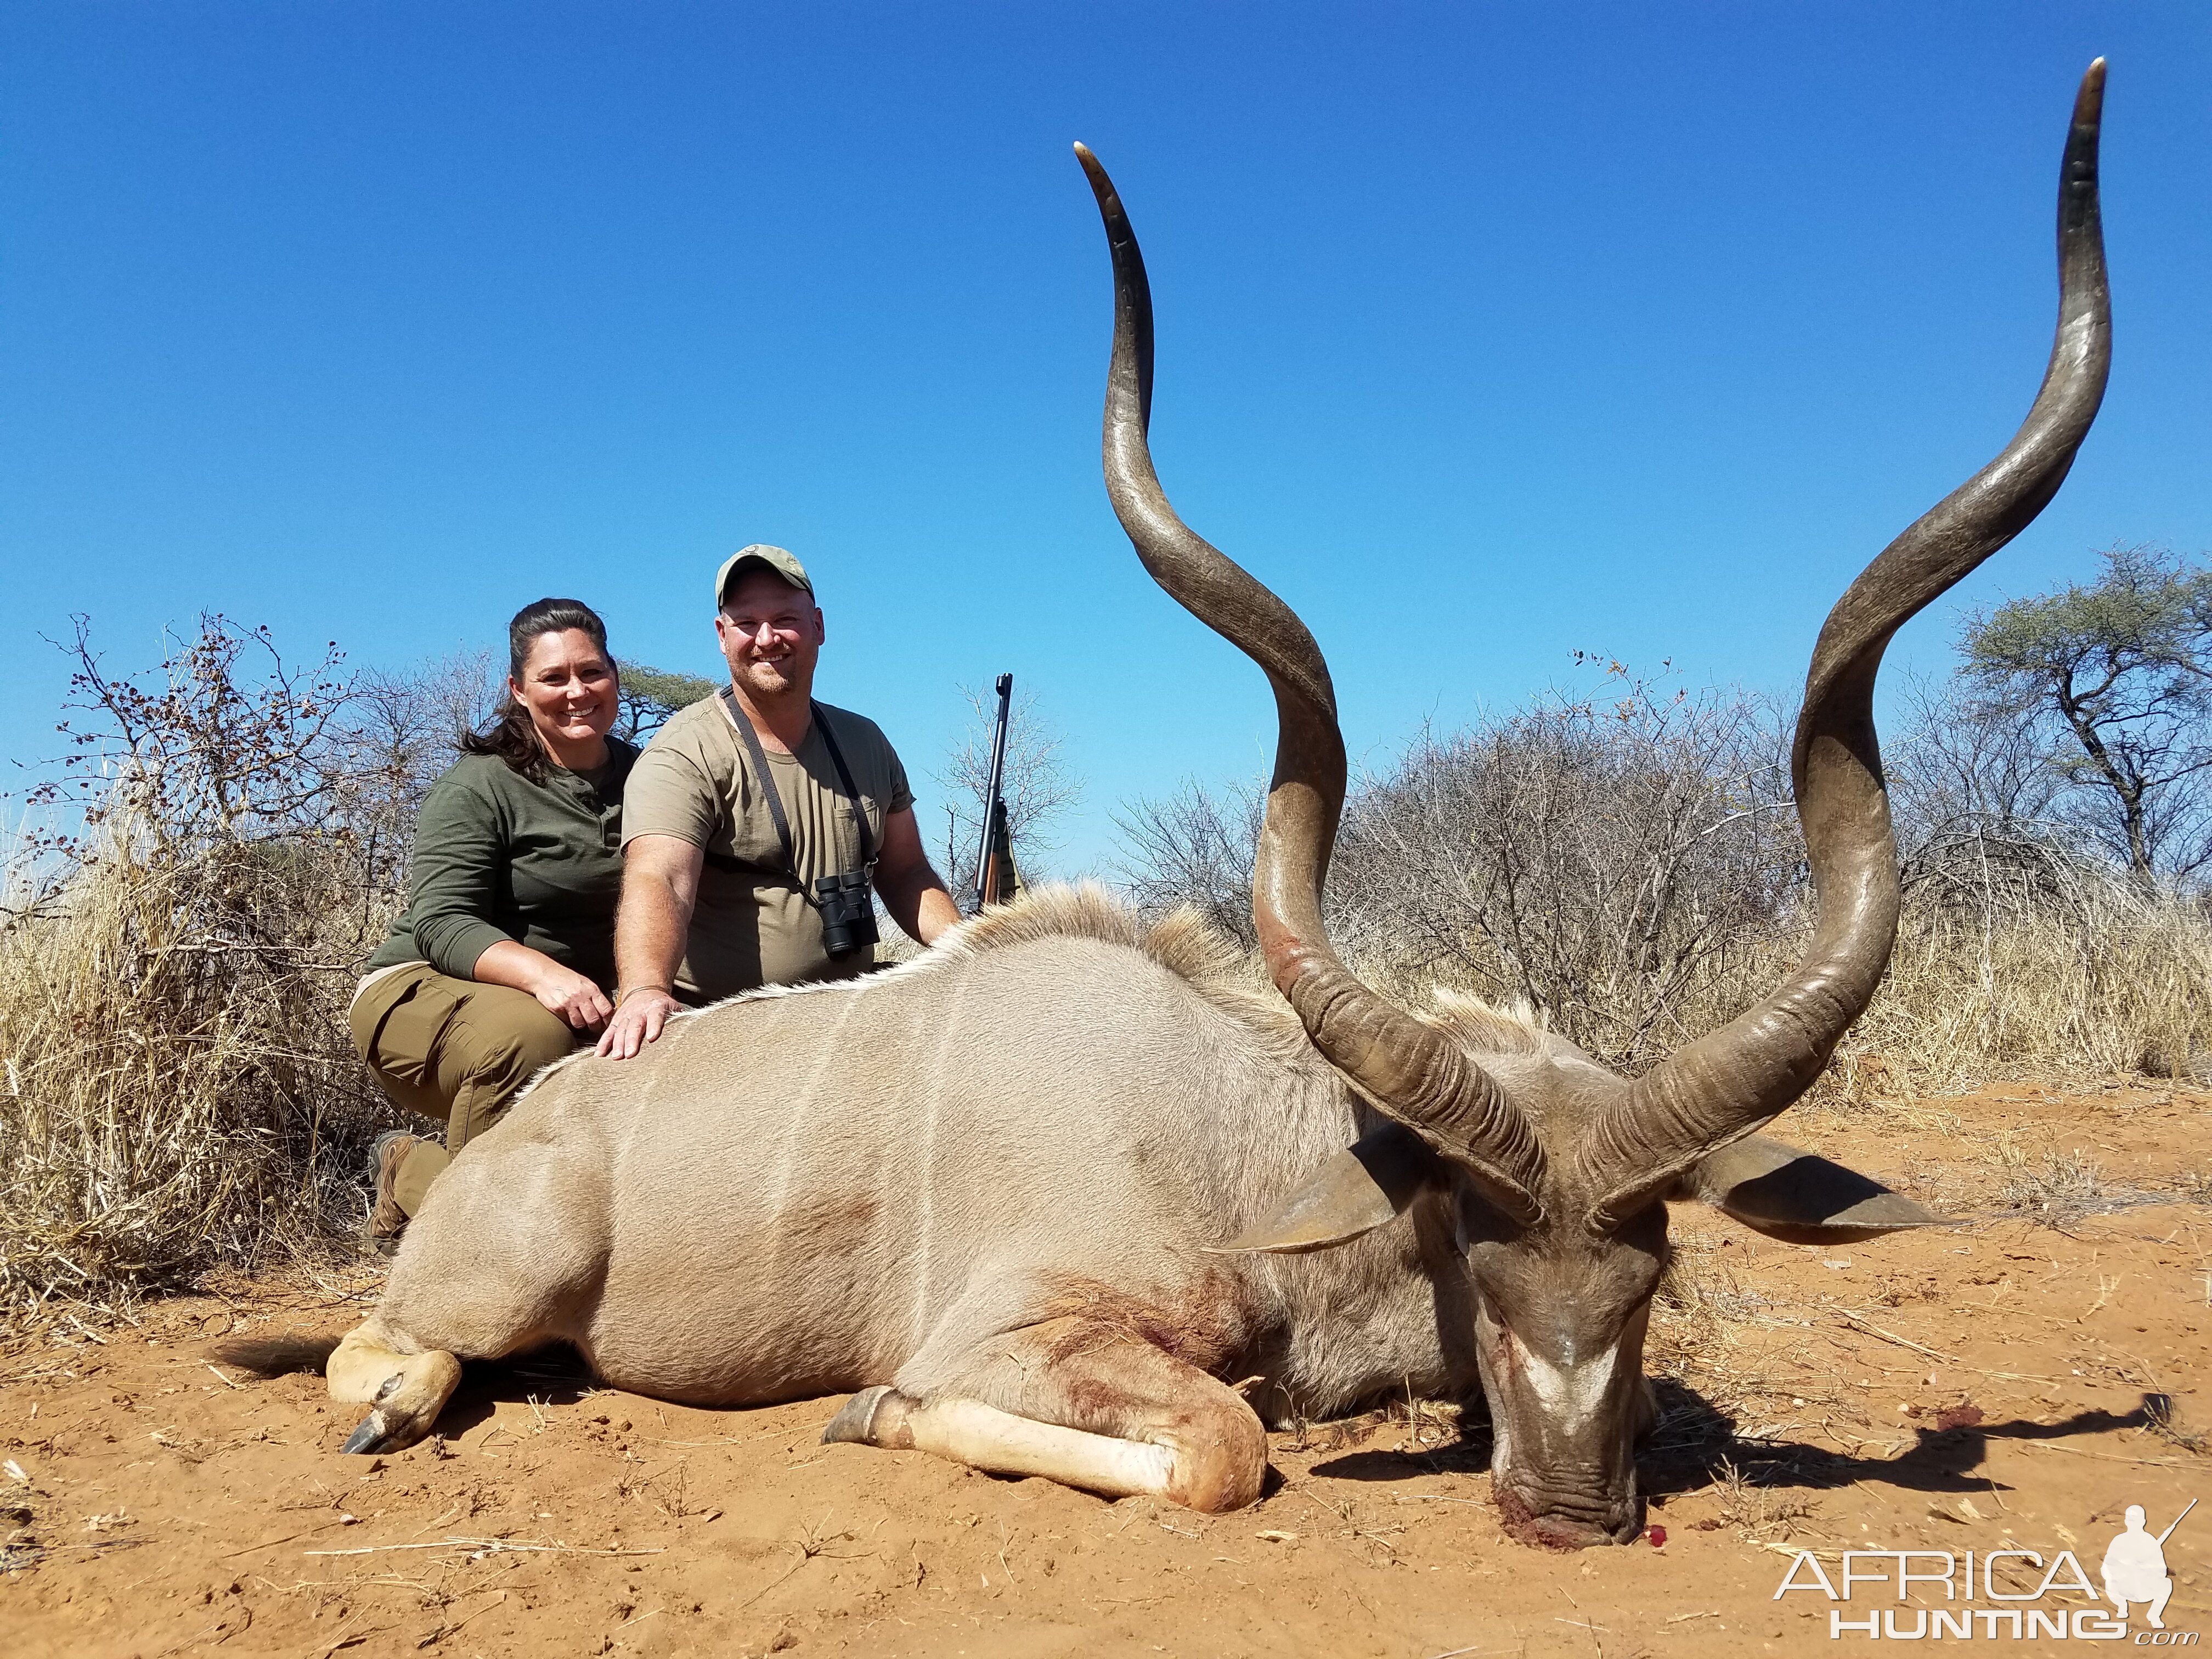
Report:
2143,1393,2208,1455
0,797,400,1330
1707,1454,1821,1535
1995,1143,2109,1225
1837,881,2212,1099
1651,1237,1765,1357
1644,1237,1765,1463
1365,880,2212,1112
0,618,432,1331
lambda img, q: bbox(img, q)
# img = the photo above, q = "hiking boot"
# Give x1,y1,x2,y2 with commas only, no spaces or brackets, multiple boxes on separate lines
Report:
364,1130,419,1256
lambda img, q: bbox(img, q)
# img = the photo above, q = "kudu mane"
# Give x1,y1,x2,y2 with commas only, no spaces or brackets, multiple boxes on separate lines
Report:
955,886,1551,1064
516,881,1341,1095
942,884,1271,1021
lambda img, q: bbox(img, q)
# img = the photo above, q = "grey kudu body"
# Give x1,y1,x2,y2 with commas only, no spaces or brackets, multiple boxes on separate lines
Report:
326,69,2111,1545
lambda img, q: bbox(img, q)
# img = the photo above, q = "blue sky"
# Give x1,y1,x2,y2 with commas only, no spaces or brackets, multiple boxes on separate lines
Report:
4,3,2208,877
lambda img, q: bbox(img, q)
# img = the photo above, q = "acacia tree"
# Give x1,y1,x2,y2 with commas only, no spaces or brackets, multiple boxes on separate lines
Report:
614,663,719,741
1960,544,2212,879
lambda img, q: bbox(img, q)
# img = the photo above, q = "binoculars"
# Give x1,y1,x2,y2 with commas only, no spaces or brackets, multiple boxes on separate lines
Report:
815,870,879,958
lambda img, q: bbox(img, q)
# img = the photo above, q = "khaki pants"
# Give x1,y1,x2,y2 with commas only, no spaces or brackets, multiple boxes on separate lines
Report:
349,963,581,1217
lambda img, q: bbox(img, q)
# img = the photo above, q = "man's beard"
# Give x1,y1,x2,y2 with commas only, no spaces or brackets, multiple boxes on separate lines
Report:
735,657,806,702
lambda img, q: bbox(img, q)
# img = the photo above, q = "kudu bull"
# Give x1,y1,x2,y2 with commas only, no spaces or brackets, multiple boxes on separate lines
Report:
320,66,2109,1546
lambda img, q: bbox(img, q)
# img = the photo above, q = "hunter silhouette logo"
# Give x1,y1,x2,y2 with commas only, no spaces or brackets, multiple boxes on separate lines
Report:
1774,1495,2198,1641
2104,1500,2192,1631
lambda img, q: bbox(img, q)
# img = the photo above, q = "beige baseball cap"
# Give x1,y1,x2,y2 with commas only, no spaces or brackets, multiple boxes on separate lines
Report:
713,544,814,607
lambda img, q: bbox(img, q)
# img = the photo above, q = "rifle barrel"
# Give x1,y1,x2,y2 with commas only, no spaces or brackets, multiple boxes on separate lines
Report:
975,673,1013,909
2157,1497,2196,1545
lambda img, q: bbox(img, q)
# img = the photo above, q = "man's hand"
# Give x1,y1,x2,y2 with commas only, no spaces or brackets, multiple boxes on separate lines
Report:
602,834,704,1060
597,986,682,1059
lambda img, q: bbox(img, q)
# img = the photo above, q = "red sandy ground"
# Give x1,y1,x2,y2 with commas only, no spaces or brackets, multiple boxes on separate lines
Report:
2,1084,2206,1658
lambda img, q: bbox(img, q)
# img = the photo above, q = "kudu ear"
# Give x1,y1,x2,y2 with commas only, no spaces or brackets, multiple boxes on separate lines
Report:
1207,1124,1443,1255
1675,1135,1953,1244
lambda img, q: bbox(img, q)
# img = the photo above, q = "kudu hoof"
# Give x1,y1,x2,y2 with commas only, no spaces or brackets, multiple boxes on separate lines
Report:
341,1410,400,1455
822,1385,911,1446
336,1359,455,1454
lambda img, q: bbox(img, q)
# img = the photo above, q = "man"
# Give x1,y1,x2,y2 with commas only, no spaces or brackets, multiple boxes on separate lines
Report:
2102,1504,2176,1629
599,545,961,1058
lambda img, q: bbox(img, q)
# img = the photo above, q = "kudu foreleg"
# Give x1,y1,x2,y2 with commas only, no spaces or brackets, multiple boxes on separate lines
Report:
824,1316,1267,1512
326,1134,608,1454
328,1319,462,1454
825,1387,1179,1498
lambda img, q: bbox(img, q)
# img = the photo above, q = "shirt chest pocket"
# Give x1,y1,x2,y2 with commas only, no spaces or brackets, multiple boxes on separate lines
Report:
809,802,864,873
838,798,887,865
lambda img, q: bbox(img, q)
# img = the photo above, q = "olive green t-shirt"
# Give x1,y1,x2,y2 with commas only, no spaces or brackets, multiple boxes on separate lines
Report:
621,695,914,1000
365,742,638,990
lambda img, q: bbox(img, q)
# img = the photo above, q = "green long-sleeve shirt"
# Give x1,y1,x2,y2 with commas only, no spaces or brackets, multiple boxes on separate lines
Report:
366,743,638,991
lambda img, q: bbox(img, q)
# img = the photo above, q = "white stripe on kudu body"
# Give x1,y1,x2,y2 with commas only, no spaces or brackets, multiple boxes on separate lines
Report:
333,896,1424,1504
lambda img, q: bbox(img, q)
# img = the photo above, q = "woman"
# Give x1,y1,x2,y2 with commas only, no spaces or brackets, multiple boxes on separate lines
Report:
351,597,636,1247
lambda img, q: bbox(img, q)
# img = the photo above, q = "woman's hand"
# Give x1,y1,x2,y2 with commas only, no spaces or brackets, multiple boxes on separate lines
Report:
531,963,616,1032
471,941,613,1033
597,987,681,1060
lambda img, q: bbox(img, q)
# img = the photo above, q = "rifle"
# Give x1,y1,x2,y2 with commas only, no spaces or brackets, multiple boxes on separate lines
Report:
974,673,1015,910
2157,1498,2196,1545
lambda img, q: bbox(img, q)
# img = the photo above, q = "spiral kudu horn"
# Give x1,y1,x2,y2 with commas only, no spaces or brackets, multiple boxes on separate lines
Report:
1075,143,1546,1222
1579,61,2113,1232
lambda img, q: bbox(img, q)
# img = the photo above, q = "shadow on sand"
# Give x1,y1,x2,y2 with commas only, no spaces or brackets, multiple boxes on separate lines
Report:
1302,1378,2174,1504
215,1333,2176,1499
210,1334,602,1444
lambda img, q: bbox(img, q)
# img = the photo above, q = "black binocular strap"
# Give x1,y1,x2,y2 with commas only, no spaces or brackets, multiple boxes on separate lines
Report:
811,704,876,868
719,691,874,890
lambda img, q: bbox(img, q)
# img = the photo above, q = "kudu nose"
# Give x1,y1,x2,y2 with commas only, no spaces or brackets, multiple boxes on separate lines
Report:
1494,1481,1643,1550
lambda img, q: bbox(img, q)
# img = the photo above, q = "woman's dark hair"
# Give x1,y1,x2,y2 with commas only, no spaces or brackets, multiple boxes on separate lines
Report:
461,597,616,778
